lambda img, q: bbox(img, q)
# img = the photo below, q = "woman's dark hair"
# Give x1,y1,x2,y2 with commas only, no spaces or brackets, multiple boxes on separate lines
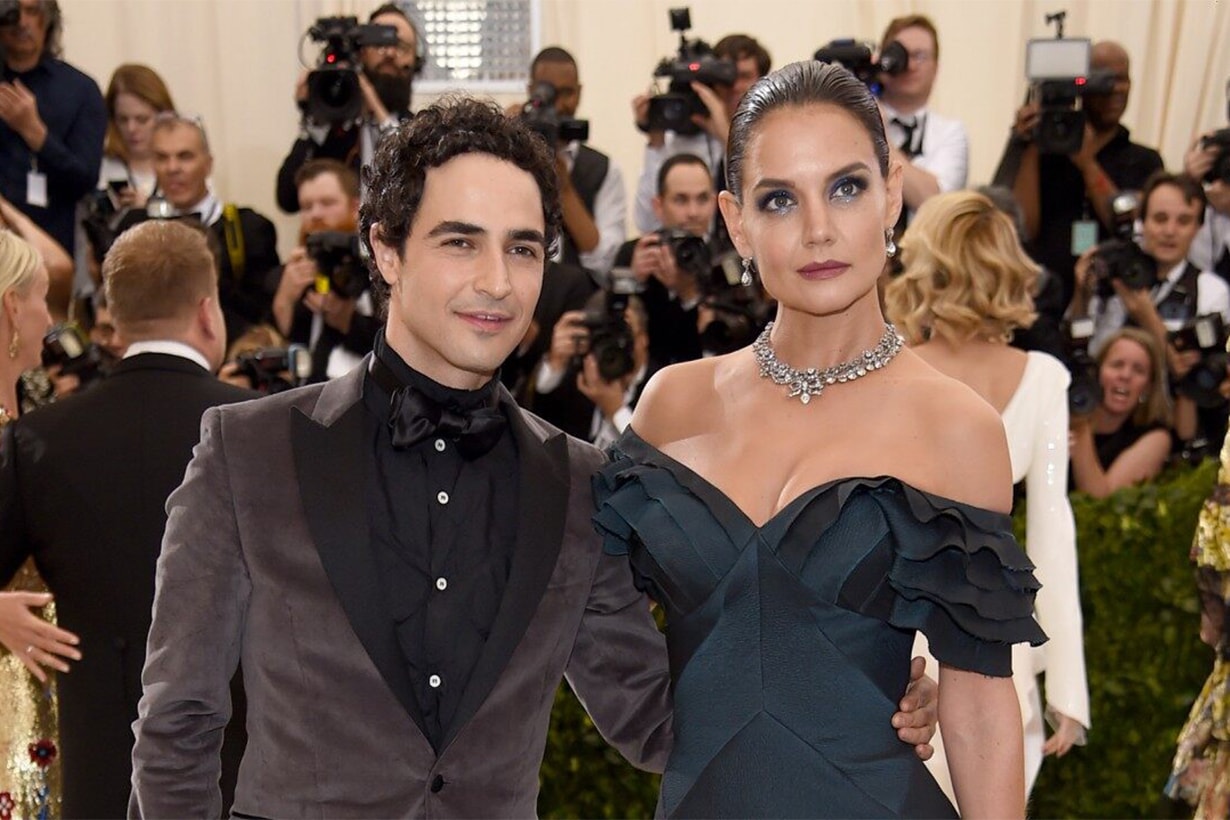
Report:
725,60,889,201
359,96,561,307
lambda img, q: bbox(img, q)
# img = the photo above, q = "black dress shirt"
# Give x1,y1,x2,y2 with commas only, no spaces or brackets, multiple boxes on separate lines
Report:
361,333,518,749
0,56,106,253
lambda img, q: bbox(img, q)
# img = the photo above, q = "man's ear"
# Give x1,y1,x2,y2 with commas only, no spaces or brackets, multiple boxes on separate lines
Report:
717,191,750,258
368,223,400,287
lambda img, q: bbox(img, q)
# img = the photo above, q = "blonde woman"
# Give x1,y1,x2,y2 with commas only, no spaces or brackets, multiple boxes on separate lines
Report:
0,230,80,816
885,190,1089,797
1069,327,1173,497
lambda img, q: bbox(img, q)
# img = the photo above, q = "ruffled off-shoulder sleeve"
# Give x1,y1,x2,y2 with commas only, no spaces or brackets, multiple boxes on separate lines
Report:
593,446,644,558
873,482,1047,677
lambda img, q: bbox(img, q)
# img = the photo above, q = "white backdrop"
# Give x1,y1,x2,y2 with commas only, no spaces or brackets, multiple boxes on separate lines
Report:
60,0,1230,257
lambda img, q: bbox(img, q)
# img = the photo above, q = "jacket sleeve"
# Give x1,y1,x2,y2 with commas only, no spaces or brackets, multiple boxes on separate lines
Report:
1024,355,1090,732
0,424,33,585
129,407,250,818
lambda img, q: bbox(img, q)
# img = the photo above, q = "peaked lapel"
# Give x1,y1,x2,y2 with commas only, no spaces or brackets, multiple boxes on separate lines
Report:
441,389,572,750
290,361,427,740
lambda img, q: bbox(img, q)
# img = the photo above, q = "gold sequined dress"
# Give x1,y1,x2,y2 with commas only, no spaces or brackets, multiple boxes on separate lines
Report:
1168,432,1230,818
0,408,61,819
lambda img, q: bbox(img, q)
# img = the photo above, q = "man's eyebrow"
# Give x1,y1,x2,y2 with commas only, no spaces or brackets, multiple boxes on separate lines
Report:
426,220,485,238
508,228,546,246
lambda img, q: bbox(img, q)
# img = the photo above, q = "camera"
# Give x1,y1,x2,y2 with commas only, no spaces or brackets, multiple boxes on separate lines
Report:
235,346,312,394
1087,191,1157,297
1173,313,1230,409
41,323,111,389
813,39,908,88
575,290,636,383
305,230,368,300
645,8,737,136
1200,129,1230,185
520,81,589,146
80,192,193,264
657,228,711,281
1025,30,1117,154
304,16,399,125
1063,316,1102,418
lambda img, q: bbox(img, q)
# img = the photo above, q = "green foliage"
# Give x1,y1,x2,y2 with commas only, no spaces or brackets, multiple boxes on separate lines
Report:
1029,460,1218,818
538,462,1220,818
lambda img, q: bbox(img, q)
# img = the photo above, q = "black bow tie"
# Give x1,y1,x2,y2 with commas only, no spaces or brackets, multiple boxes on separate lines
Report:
369,356,506,459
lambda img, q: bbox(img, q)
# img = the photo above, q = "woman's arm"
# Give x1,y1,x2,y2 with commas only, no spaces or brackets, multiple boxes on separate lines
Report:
0,195,73,319
1071,422,1169,498
1024,358,1089,748
941,664,1025,818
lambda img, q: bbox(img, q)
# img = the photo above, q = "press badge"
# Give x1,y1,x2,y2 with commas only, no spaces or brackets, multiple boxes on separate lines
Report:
1071,220,1097,255
26,169,47,208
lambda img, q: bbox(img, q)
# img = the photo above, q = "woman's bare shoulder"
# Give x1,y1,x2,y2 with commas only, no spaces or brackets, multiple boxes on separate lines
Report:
631,356,727,446
889,353,1014,512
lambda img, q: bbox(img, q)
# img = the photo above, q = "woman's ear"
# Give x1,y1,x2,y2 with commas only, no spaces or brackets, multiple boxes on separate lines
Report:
884,160,905,233
717,191,751,259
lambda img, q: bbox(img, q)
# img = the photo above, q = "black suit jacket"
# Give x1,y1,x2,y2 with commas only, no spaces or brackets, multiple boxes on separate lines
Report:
0,353,255,818
210,208,281,342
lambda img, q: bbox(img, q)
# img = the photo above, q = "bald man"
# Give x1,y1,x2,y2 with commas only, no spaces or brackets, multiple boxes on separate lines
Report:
998,39,1163,318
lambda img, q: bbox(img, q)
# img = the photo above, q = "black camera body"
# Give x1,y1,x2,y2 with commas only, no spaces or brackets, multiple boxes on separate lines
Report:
1062,316,1103,417
813,40,908,87
1201,128,1230,185
1088,238,1158,295
521,82,589,147
646,8,737,136
305,230,367,300
1173,313,1230,408
657,228,712,281
41,323,111,389
305,16,399,125
236,346,312,394
1031,70,1117,154
576,293,636,383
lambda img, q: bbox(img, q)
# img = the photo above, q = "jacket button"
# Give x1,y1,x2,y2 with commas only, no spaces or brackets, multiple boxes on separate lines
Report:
431,775,445,793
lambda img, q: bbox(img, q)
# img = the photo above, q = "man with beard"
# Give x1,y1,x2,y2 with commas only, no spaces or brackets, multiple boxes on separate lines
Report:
996,40,1163,319
274,2,419,214
271,158,375,381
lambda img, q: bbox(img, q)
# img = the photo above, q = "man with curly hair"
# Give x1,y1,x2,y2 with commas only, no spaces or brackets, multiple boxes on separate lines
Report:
129,96,938,817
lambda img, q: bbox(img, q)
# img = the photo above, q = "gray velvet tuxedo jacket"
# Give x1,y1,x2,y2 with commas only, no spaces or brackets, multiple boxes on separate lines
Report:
129,359,672,818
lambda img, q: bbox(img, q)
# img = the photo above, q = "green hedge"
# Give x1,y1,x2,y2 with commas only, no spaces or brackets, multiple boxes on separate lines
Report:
539,461,1220,818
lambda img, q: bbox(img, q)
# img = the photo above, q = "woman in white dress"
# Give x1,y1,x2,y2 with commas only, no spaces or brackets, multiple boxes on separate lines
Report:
885,189,1090,797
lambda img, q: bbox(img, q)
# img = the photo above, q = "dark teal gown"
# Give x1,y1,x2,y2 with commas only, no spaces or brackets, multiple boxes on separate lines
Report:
592,429,1047,819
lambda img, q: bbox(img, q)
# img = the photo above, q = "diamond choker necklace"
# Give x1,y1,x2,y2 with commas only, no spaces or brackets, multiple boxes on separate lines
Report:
752,321,904,404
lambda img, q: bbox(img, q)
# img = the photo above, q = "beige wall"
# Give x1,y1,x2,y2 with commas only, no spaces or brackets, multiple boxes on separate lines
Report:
62,0,1230,257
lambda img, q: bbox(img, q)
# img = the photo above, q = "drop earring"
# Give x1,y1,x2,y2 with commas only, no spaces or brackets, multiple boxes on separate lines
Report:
7,329,17,360
885,229,897,259
741,257,755,286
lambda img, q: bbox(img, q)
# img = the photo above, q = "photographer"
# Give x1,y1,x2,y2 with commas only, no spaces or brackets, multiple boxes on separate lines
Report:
1073,173,1228,363
877,15,968,233
614,153,718,366
1184,115,1230,281
632,31,769,233
271,158,374,382
515,47,625,278
999,40,1163,317
274,4,419,214
529,292,651,448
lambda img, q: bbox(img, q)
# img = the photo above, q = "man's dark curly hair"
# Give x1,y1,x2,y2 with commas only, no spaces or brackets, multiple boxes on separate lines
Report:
360,96,562,307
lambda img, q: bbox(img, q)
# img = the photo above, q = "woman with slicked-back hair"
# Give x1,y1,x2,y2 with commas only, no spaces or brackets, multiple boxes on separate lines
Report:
593,60,1043,817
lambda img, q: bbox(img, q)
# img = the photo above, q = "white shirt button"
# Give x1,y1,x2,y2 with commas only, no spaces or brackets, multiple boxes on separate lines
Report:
434,439,446,452
428,674,442,688
436,577,448,591
436,491,449,505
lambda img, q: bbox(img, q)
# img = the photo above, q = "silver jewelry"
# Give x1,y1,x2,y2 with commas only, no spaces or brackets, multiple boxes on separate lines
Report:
741,257,755,287
753,320,904,404
885,229,897,259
